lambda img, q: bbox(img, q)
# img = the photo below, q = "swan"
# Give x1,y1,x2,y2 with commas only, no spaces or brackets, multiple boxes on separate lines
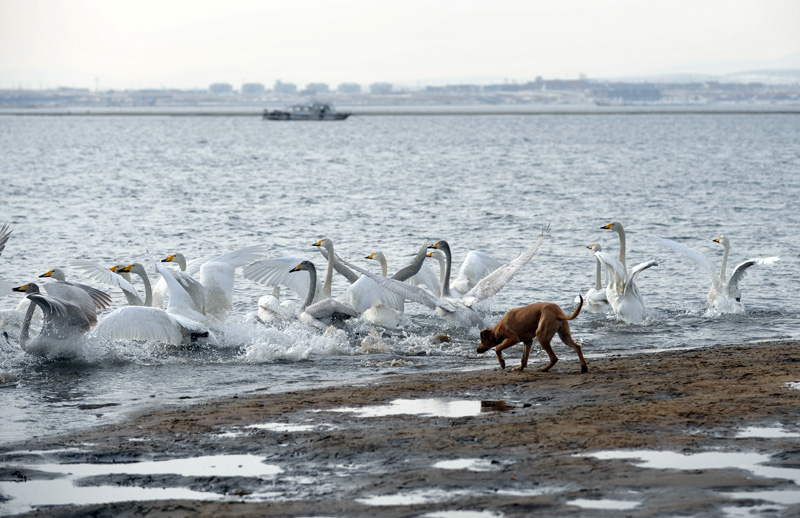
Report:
0,223,12,328
69,260,143,305
366,250,442,298
425,243,503,297
594,251,657,324
92,261,210,345
649,235,779,313
12,283,99,358
313,238,409,325
243,256,325,324
151,253,206,312
582,243,610,313
289,260,359,330
151,246,269,321
338,228,550,329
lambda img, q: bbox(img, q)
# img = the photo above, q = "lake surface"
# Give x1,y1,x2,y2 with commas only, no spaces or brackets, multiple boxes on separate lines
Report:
0,111,798,444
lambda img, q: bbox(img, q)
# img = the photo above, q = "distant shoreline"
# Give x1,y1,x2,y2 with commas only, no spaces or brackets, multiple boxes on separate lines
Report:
2,104,800,117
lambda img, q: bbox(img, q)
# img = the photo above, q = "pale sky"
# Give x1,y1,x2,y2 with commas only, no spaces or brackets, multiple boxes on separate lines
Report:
1,0,798,90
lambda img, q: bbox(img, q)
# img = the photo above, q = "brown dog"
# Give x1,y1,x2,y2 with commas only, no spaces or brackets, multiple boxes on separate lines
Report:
478,296,587,373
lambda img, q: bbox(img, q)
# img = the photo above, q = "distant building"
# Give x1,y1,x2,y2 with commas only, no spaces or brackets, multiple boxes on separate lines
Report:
241,83,265,95
337,82,361,94
301,82,330,95
209,83,234,94
274,80,298,95
370,82,393,95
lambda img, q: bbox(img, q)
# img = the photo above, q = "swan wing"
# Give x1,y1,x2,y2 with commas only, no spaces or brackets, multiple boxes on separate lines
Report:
594,251,625,285
452,251,503,294
390,241,428,282
198,245,270,319
93,306,184,344
43,281,112,311
243,257,323,303
406,261,442,296
69,259,141,302
155,262,207,323
727,256,780,295
306,298,359,320
337,275,405,313
647,236,718,282
337,257,455,312
464,231,549,306
28,293,93,329
624,259,658,293
0,222,11,256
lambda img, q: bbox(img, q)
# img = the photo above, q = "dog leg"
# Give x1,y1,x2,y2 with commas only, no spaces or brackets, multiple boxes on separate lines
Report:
538,339,559,372
558,322,588,373
512,339,533,371
493,337,520,370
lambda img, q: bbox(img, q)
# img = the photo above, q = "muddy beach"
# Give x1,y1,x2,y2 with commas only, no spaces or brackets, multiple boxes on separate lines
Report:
2,341,799,517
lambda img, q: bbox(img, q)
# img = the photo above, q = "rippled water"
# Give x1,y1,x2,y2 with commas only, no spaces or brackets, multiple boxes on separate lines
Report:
1,112,798,444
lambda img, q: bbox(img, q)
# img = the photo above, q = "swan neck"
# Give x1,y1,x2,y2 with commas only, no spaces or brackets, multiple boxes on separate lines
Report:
20,300,37,347
440,244,452,298
323,243,334,297
302,265,317,311
137,269,153,307
617,227,626,267
595,258,603,290
377,253,388,277
176,254,187,271
720,240,730,280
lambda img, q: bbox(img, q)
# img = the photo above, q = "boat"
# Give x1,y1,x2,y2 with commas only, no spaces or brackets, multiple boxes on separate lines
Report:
262,102,350,121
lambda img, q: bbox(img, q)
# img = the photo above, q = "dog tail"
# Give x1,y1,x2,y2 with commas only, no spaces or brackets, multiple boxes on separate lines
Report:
563,295,583,320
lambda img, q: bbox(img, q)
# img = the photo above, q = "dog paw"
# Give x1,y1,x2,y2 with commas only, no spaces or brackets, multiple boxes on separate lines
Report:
580,365,588,374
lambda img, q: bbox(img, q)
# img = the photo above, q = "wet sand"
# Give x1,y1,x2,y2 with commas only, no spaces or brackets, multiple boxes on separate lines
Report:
2,341,799,517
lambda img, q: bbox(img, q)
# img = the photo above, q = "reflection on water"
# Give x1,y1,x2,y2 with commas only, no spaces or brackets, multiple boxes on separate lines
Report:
0,454,281,515
331,398,517,418
568,498,640,510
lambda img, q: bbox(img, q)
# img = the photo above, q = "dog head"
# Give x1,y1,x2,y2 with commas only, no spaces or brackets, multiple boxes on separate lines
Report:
477,328,497,353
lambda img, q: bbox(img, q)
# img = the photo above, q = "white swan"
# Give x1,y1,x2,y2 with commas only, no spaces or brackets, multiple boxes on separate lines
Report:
151,253,206,312
313,238,407,325
12,282,99,358
338,229,550,329
92,261,210,345
599,222,658,324
366,250,442,298
425,244,503,297
594,252,657,324
289,260,359,330
582,243,610,313
649,235,779,313
243,256,325,324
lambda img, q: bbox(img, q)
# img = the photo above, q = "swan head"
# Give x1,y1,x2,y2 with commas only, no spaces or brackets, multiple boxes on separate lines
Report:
39,268,66,281
12,283,40,294
601,222,623,232
713,235,729,247
312,238,333,249
587,243,601,252
289,261,315,274
120,263,147,276
428,240,450,253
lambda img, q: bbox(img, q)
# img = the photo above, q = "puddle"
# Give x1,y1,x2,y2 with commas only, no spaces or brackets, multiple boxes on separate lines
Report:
0,454,282,516
589,450,800,508
568,498,640,510
248,423,320,433
332,399,517,418
433,458,501,472
722,503,787,517
735,426,800,439
356,488,471,506
422,511,504,518
785,382,800,390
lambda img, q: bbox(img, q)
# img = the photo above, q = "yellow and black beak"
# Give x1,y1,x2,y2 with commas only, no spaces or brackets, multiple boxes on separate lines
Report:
426,252,434,258
713,238,722,243
120,265,133,273
12,284,29,292
365,253,375,259
587,244,595,250
39,270,54,278
162,255,176,263
428,242,440,249
290,263,303,273
601,223,613,229
312,240,323,247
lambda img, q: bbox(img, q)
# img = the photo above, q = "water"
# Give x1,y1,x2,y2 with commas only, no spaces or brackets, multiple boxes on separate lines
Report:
1,112,799,445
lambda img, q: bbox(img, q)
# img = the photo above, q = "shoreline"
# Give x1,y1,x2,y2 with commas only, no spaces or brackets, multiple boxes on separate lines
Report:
2,340,799,516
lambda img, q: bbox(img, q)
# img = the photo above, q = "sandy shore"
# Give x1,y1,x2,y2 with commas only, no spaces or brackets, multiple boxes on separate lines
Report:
2,341,799,517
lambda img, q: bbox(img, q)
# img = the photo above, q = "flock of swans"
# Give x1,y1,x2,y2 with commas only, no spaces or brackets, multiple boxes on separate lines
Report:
0,219,780,359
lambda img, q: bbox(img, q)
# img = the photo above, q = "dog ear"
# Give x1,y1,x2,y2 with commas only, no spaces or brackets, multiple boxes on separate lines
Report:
480,329,493,342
